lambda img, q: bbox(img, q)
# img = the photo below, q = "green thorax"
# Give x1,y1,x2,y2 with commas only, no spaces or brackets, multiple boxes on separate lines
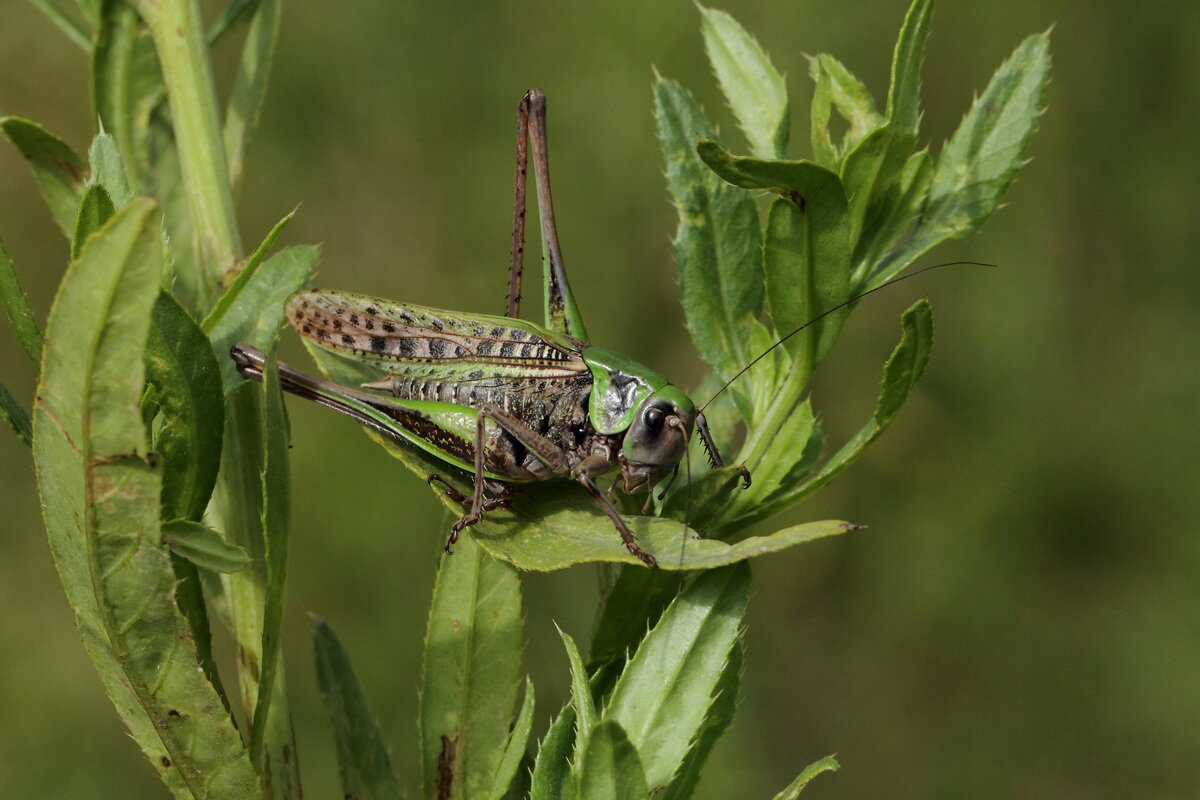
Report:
583,347,679,434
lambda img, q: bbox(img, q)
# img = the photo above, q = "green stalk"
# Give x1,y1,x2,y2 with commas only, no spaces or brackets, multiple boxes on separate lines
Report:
136,1,297,795
134,0,242,305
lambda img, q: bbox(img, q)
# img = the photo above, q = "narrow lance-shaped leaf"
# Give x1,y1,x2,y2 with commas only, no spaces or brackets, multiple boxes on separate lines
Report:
839,0,931,246
25,0,91,50
574,721,649,800
87,132,133,207
0,116,86,237
699,4,788,159
556,627,598,766
73,184,117,260
313,616,406,800
588,568,680,669
202,208,296,331
604,563,750,791
781,299,934,508
224,0,280,190
250,351,293,766
1,381,33,446
33,198,259,796
0,234,43,365
808,54,883,162
420,535,523,800
145,291,224,522
655,78,764,377
772,755,840,799
488,678,535,800
876,32,1052,283
660,640,744,800
530,698,577,800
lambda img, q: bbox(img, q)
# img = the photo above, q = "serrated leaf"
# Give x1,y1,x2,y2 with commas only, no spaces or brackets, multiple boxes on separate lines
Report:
876,32,1051,282
783,299,933,507
224,0,279,190
32,198,259,796
145,291,224,522
660,639,743,800
886,0,932,139
655,78,763,377
162,519,250,573
488,678,535,800
87,132,133,207
557,627,597,767
0,234,43,365
313,616,406,800
852,147,932,277
772,755,840,799
530,699,576,800
574,721,649,800
604,563,750,791
1,380,33,446
420,535,523,800
72,183,117,260
699,5,788,159
250,350,292,766
207,242,317,392
0,116,86,237
202,208,296,330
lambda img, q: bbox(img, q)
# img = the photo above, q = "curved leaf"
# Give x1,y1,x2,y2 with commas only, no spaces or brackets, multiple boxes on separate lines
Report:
163,519,250,573
0,233,43,365
574,721,649,800
772,755,840,799
33,198,259,796
313,615,406,800
0,116,86,237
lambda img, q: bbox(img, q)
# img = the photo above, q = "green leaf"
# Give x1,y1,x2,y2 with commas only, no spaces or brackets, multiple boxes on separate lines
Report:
726,398,817,523
784,299,934,506
224,0,280,190
660,465,751,534
574,721,649,800
207,242,317,392
877,32,1052,282
699,4,788,159
1,380,33,446
162,519,250,573
0,116,86,237
208,0,262,45
72,183,117,260
201,208,296,331
250,350,292,767
655,78,764,377
488,678,535,800
87,133,133,207
420,535,523,800
852,147,932,276
660,639,743,800
32,198,259,796
589,568,680,668
91,1,163,197
771,755,840,799
691,142,854,367
808,54,883,162
26,0,91,50
145,292,224,521
604,564,750,790
886,0,933,140
0,234,43,364
530,699,576,800
463,482,854,572
556,627,597,765
313,615,406,800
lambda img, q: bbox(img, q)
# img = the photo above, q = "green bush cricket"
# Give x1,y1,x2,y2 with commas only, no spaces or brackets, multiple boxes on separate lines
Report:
233,90,736,567
231,89,982,567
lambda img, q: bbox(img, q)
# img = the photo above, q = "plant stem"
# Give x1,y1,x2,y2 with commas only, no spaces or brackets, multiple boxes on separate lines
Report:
134,0,242,305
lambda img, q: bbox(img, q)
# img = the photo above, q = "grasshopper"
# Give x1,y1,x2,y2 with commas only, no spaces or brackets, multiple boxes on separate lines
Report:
233,90,739,567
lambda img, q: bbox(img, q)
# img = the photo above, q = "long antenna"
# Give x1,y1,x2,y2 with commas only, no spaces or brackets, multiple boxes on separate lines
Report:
698,261,996,412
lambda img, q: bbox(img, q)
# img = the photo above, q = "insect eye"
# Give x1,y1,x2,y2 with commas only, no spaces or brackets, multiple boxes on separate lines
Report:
643,406,666,434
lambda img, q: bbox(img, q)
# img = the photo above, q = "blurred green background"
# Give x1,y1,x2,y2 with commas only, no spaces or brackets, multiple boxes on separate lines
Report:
2,0,1197,797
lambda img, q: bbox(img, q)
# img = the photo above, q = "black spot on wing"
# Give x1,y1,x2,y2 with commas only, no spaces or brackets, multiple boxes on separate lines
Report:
429,339,446,358
371,336,387,353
